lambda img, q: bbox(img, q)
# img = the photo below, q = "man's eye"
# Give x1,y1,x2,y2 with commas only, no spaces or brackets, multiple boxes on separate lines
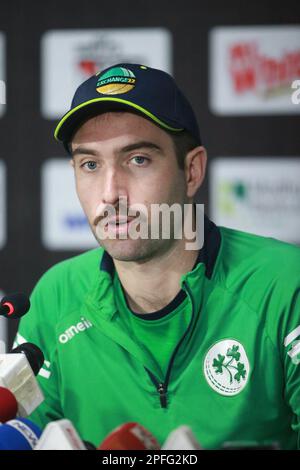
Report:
131,156,149,166
81,161,97,171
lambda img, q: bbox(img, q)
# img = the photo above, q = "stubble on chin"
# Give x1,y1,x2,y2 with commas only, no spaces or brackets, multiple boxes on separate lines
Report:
96,234,174,263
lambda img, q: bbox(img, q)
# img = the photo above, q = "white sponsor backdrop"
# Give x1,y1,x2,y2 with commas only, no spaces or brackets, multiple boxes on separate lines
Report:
41,28,172,118
210,158,300,244
0,32,5,116
0,160,6,249
42,159,97,250
210,26,300,115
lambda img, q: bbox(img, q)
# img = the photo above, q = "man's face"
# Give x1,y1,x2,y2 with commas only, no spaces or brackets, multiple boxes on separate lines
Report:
71,111,191,262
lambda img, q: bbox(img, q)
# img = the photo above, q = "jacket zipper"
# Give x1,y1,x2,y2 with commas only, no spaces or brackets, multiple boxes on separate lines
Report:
145,281,196,408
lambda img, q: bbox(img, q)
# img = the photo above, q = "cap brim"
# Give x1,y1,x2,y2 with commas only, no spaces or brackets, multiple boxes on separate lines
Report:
54,97,184,143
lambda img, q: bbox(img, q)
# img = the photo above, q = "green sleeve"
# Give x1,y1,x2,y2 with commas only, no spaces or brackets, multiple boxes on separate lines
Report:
281,289,300,448
266,259,300,448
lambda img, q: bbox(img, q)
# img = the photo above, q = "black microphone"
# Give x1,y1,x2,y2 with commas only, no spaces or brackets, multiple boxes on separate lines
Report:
0,293,30,319
10,343,44,376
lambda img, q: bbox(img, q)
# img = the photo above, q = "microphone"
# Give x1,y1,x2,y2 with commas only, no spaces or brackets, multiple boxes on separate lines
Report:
11,342,44,376
98,422,160,450
35,419,90,450
0,343,44,417
0,417,42,450
0,293,30,319
162,425,202,450
0,386,18,422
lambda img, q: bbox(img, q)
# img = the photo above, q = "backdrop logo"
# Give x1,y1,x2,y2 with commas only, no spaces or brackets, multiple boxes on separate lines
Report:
0,80,5,105
75,34,144,78
96,67,136,95
210,26,300,114
291,79,300,104
204,340,250,396
42,159,97,250
41,28,171,118
210,158,300,244
217,181,247,216
229,42,300,99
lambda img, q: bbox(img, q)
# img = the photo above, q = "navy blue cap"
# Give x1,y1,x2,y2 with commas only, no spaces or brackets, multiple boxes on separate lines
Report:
54,63,201,146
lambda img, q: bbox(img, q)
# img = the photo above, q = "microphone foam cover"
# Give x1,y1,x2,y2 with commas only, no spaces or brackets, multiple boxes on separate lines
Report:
0,387,18,422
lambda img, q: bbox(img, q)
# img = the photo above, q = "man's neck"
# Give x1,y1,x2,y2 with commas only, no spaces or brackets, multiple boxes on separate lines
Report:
114,238,199,314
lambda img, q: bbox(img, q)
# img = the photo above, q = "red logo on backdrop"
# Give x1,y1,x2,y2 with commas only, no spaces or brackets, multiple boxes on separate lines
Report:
229,42,300,97
78,60,99,76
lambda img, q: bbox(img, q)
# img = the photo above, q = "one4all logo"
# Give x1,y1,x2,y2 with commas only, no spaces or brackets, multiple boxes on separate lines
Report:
204,340,250,396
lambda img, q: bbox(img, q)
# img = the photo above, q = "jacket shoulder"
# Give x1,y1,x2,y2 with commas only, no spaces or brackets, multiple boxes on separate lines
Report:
219,226,300,279
217,226,300,308
40,247,104,283
29,247,105,323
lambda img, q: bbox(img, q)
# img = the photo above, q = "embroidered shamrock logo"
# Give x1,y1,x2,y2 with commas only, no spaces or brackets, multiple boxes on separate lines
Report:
212,344,247,384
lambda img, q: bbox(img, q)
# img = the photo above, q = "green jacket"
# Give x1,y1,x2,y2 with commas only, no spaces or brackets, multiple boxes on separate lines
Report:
15,218,300,449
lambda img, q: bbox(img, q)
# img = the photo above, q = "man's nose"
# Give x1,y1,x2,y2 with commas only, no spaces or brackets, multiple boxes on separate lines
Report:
101,168,127,206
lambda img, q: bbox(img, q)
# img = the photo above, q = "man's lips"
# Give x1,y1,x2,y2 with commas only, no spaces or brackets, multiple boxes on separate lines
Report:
106,216,136,226
100,216,138,237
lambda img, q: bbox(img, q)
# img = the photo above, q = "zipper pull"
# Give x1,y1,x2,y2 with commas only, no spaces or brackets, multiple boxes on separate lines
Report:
158,383,167,408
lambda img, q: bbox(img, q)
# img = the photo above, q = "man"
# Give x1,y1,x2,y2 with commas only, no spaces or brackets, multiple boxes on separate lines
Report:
15,64,300,449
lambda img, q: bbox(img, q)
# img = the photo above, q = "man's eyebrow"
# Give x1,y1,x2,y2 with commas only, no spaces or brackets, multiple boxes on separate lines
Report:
71,141,163,159
71,147,99,159
118,141,163,155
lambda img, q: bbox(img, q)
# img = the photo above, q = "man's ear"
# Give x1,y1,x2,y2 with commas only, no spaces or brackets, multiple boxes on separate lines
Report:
69,158,74,168
184,146,207,198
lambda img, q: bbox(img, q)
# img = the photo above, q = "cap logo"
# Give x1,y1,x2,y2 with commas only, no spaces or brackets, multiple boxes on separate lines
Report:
96,66,136,95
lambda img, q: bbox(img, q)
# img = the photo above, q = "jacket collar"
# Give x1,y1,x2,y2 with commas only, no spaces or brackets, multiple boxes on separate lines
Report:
83,215,221,375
